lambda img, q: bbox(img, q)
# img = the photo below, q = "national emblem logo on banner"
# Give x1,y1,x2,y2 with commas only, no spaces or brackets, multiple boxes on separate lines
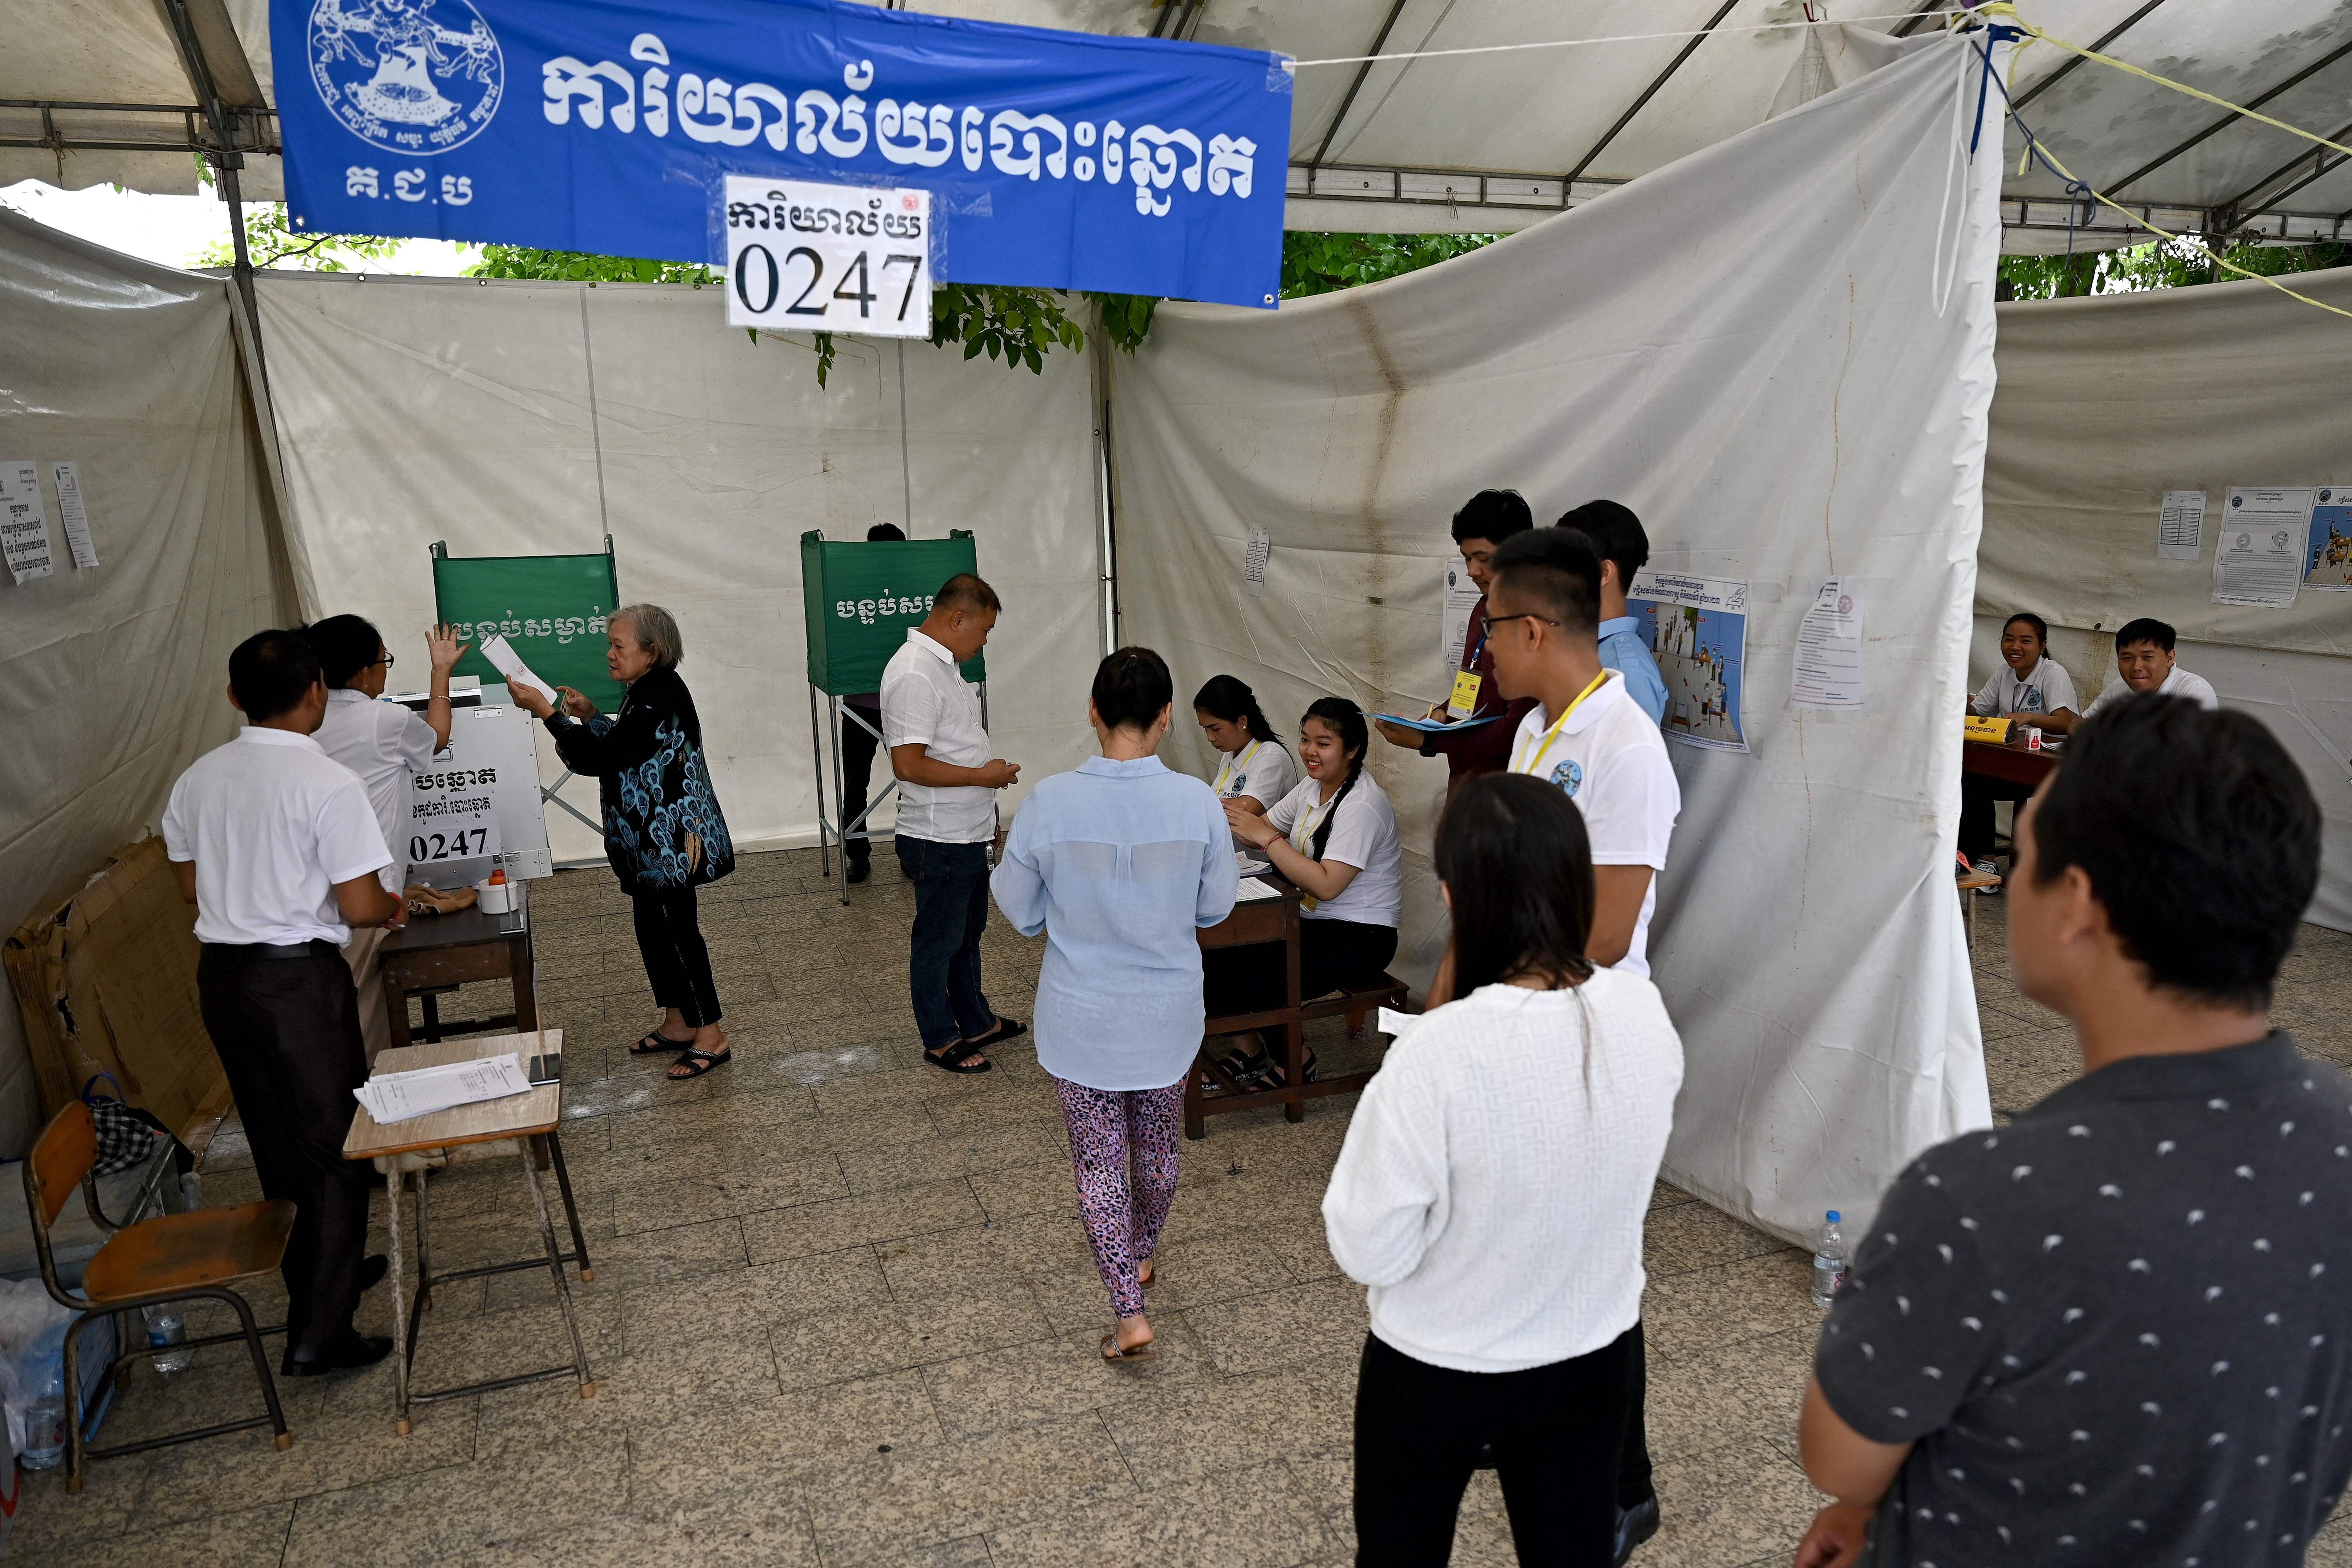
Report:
309,0,504,155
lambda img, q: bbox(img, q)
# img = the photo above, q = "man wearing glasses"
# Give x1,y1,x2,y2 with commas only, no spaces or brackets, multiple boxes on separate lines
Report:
303,615,469,1060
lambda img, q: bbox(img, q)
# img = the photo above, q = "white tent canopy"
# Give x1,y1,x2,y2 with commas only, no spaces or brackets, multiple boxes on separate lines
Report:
7,1,2350,252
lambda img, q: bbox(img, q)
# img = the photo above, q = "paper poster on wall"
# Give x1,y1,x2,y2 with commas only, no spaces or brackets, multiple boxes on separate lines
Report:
2212,487,2310,608
1440,563,1483,668
2304,485,2352,591
50,462,98,569
1243,526,1270,597
1792,577,1867,709
1626,571,1748,751
0,460,55,585
2157,490,2206,561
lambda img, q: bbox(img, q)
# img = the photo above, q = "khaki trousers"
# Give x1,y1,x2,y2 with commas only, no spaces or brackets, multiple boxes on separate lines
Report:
341,922,394,1065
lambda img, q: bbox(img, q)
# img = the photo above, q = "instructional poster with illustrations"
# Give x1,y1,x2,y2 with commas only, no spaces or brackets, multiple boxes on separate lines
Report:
2212,486,2310,608
2305,485,2352,591
1626,570,1748,751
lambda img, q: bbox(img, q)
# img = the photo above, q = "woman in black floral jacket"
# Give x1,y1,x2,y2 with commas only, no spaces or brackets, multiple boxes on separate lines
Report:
512,604,737,1080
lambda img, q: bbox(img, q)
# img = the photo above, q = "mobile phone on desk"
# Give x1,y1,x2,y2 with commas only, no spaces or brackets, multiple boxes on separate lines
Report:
526,1052,562,1085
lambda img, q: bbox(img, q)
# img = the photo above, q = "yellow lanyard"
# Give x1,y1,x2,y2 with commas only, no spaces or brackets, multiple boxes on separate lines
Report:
1213,739,1261,798
1287,786,1343,911
1511,671,1610,778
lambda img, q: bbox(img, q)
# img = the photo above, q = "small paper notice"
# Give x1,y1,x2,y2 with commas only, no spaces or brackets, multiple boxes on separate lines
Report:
1441,563,1484,667
1792,577,1868,710
1233,876,1282,902
355,1052,534,1124
50,462,98,569
1243,526,1270,598
479,633,560,705
2212,488,2311,608
0,460,55,585
2157,490,2206,561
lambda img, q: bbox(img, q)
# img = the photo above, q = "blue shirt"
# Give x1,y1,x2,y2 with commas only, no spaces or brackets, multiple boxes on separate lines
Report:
1598,616,1668,726
990,755,1240,1091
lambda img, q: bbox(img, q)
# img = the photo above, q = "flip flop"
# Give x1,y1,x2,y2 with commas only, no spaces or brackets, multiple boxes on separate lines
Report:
632,1030,697,1056
962,1017,1028,1047
925,1040,994,1074
668,1046,731,1080
1100,1332,1158,1362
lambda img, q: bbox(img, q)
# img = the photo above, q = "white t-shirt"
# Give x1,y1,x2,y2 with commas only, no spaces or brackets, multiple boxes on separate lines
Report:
1210,737,1299,849
314,687,443,893
1970,656,2079,719
1508,671,1681,979
879,629,995,844
2081,663,2220,720
163,728,394,946
1264,771,1403,927
1321,973,1686,1372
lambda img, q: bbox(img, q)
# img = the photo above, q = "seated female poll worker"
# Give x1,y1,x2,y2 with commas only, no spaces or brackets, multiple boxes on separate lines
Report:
1959,612,2079,880
509,605,739,1081
1212,697,1405,1087
989,647,1239,1361
1325,771,1683,1566
1194,674,1297,836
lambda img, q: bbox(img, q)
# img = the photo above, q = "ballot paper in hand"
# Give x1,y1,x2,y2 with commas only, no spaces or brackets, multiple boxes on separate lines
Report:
479,633,561,706
356,1053,534,1124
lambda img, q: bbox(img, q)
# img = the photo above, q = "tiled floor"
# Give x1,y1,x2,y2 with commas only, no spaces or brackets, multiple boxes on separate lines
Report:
14,851,2352,1566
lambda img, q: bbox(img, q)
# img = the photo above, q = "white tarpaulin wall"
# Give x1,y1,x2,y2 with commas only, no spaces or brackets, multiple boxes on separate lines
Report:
1978,267,2352,934
1113,34,2004,1243
0,212,294,1151
252,273,1104,865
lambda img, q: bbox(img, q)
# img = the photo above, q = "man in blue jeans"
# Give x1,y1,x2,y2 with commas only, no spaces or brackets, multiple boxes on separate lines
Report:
881,573,1027,1073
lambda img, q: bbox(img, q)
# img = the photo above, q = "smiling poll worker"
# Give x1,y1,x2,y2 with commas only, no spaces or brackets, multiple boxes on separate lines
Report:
882,573,1027,1075
1374,490,1539,790
2078,617,2220,720
1959,612,2082,880
1483,523,1681,1564
302,614,468,1062
165,630,402,1376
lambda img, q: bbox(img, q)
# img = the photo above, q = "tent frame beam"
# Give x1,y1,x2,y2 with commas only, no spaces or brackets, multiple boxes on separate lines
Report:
1563,0,1740,183
2010,0,2171,111
154,0,270,395
2109,34,2352,197
2215,117,2352,229
1307,0,1412,173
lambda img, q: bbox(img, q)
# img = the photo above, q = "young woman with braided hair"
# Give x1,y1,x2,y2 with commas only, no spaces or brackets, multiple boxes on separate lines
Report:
1215,696,1403,1086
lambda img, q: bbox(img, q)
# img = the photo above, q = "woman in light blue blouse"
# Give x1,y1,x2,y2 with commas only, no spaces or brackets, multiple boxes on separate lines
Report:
991,647,1240,1360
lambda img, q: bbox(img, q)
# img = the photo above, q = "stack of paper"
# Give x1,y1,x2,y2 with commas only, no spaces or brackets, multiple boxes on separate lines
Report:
1233,877,1283,903
356,1053,534,1124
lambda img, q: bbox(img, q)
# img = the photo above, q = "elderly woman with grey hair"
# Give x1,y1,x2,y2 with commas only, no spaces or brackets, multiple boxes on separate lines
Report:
511,604,738,1080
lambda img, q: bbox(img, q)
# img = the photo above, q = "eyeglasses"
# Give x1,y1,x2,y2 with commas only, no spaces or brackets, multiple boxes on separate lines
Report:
370,653,396,670
1484,612,1559,630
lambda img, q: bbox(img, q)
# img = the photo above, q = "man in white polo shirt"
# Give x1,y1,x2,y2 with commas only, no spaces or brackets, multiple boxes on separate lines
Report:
2079,616,2221,720
1486,524,1681,1563
165,630,404,1376
881,573,1027,1074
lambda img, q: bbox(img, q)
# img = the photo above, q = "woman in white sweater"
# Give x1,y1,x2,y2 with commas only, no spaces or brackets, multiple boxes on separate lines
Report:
1323,771,1685,1566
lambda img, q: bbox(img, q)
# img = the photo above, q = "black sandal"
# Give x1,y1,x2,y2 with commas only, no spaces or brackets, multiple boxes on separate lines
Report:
632,1030,697,1056
668,1046,731,1079
924,1040,994,1074
1256,1050,1320,1089
961,1017,1028,1047
1216,1045,1271,1081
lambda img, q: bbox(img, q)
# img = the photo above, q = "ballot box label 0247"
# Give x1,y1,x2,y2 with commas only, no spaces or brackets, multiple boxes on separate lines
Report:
409,766,505,872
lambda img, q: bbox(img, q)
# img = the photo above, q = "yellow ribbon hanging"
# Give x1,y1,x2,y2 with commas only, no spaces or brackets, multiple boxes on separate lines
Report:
1959,4,2352,326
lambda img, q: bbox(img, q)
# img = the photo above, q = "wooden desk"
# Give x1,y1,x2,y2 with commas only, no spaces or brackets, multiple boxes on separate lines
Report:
379,882,537,1050
1962,738,2057,789
343,1029,592,1434
1185,877,1388,1140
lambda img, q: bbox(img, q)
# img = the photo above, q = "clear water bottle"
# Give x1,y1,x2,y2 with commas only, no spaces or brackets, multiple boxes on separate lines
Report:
22,1364,67,1469
1811,1210,1848,1307
143,1304,192,1373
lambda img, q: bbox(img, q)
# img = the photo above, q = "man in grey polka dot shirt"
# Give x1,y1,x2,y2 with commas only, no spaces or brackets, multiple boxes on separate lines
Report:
1795,695,2341,1567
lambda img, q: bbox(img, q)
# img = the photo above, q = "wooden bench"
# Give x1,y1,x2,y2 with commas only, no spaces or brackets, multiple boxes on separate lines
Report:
1186,972,1409,1140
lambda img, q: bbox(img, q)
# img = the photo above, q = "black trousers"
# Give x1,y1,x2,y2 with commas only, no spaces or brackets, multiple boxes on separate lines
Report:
196,944,376,1354
1958,772,2036,862
633,886,723,1027
1354,1326,1640,1567
1203,917,1399,1018
897,836,996,1047
841,698,881,872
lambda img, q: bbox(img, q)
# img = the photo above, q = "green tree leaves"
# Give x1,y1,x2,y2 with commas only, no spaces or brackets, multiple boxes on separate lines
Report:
1997,236,2350,299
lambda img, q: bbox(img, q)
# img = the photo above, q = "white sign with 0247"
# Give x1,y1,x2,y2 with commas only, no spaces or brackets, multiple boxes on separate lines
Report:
725,176,932,338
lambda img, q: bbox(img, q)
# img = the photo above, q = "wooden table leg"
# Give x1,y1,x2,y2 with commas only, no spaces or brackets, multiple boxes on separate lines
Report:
1283,906,1305,1124
385,966,414,1053
1184,1047,1207,1141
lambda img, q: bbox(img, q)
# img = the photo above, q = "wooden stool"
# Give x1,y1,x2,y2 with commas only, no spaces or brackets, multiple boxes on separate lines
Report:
22,1103,295,1491
1957,870,2003,952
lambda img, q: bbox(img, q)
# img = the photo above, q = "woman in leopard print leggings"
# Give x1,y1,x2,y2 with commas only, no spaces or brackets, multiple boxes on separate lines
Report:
989,648,1242,1361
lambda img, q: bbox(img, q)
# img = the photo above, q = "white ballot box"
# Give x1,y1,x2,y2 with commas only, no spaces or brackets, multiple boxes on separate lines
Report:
387,679,554,884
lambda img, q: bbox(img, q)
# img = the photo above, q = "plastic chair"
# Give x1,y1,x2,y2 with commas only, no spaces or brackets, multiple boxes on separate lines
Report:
22,1102,295,1491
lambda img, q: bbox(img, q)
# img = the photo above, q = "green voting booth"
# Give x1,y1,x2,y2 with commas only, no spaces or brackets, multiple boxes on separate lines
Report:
801,529,987,902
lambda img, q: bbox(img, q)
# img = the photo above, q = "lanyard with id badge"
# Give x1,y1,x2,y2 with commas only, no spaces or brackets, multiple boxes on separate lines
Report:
1287,791,1341,911
1214,739,1262,798
1447,627,1489,720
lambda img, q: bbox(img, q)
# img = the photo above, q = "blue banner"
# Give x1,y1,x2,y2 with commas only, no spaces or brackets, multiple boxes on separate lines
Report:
274,0,1292,307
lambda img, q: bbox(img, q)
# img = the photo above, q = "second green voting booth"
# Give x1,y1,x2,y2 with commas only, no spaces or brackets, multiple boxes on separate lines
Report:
801,530,988,902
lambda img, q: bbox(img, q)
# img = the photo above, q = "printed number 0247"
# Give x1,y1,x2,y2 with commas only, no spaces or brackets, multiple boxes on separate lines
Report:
734,247,924,329
410,828,491,862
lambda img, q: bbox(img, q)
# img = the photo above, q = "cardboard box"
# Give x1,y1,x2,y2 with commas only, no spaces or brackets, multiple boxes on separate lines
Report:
3,837,229,1153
